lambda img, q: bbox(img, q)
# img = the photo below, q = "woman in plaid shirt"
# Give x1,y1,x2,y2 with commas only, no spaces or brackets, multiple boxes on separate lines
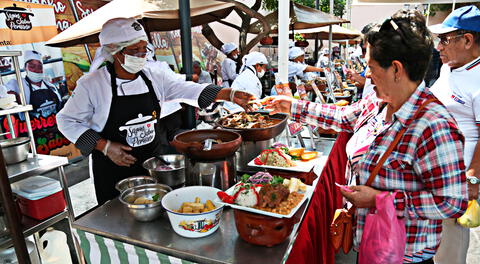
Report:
266,10,468,264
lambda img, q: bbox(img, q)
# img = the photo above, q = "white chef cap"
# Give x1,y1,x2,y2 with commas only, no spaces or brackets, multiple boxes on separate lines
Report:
24,50,42,65
89,18,148,72
245,52,268,66
240,52,268,72
288,47,304,60
221,42,237,55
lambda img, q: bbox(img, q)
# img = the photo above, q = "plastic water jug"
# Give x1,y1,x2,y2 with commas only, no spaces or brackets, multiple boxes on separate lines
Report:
38,228,72,264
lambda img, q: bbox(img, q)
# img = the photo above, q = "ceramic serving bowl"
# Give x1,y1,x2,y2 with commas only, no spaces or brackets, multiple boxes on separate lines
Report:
161,186,224,238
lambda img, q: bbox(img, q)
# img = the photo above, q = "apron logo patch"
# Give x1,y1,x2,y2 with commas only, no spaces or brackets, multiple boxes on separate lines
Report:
119,114,157,147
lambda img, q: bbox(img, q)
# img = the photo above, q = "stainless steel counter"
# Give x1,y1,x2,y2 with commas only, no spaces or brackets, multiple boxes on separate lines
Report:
73,138,336,264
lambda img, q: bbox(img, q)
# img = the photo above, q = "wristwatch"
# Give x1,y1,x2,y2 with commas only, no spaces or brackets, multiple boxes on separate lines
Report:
467,176,480,184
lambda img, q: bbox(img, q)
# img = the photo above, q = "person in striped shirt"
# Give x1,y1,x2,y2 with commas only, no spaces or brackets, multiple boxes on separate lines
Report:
265,9,468,264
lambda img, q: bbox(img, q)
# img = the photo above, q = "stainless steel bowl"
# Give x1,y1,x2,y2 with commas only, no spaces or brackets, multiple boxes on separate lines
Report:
115,176,157,193
119,184,172,222
143,155,185,187
0,137,30,164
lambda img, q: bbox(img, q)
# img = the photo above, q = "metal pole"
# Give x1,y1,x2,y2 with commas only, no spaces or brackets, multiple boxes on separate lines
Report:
68,0,93,63
314,0,320,63
278,0,290,84
179,0,195,129
12,56,36,156
328,0,333,66
0,150,31,264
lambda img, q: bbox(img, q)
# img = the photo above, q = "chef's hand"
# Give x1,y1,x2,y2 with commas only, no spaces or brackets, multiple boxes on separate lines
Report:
263,96,295,115
340,185,382,208
191,74,199,83
232,90,257,112
106,142,137,167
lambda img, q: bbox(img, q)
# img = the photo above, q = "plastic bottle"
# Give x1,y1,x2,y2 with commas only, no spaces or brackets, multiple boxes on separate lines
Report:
38,228,72,264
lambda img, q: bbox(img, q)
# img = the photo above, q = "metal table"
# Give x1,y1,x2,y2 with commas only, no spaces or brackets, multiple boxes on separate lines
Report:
73,138,335,264
73,200,311,264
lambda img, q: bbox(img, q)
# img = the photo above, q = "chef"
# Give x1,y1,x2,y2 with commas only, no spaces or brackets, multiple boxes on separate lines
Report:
231,52,268,98
220,42,239,87
57,18,254,204
2,50,62,119
288,47,325,80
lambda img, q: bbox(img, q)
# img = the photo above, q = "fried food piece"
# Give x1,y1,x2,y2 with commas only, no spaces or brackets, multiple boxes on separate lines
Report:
206,200,216,211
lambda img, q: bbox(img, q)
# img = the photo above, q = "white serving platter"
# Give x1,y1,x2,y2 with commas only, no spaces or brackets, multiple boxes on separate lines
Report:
247,152,323,173
215,183,314,218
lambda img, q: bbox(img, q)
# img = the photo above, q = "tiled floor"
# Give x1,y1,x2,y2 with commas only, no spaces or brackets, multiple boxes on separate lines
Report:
69,179,480,264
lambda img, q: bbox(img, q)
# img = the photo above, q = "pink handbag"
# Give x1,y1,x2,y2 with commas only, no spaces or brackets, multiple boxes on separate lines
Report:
359,192,406,264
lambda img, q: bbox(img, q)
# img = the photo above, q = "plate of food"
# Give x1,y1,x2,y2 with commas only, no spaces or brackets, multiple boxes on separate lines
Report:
247,143,322,172
215,172,312,218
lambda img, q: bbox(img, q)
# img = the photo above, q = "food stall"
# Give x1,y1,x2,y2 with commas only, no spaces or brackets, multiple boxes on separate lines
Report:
40,1,356,263
71,133,335,263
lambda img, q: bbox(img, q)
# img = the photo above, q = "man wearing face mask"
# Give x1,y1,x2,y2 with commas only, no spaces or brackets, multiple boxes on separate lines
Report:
220,42,239,87
57,18,255,205
231,52,268,98
3,50,62,118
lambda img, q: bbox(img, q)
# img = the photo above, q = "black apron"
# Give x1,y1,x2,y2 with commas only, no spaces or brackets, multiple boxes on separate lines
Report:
91,64,162,205
26,77,61,117
25,78,65,154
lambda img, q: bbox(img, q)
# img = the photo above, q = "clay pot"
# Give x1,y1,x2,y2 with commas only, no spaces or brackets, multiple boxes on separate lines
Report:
260,36,273,45
171,129,242,161
233,209,299,247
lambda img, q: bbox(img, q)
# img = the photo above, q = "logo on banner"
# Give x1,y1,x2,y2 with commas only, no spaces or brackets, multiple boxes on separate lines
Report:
0,3,34,31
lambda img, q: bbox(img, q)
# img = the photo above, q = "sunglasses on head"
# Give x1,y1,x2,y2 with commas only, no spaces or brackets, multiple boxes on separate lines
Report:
380,18,411,49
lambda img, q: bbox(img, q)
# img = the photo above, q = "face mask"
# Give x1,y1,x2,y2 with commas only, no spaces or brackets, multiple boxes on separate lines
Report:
26,70,43,83
257,69,265,79
121,54,147,74
232,54,239,60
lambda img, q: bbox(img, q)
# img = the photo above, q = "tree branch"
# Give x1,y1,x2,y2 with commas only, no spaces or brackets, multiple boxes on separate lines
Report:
201,24,224,52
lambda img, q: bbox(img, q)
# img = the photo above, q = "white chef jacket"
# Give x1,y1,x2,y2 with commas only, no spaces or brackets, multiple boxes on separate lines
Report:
221,57,237,87
198,70,213,84
231,66,262,98
2,78,61,104
430,57,480,167
155,61,186,118
57,61,208,144
288,61,307,79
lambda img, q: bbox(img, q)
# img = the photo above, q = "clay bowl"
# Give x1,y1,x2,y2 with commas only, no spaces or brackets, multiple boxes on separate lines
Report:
171,129,242,161
216,112,288,142
233,209,300,247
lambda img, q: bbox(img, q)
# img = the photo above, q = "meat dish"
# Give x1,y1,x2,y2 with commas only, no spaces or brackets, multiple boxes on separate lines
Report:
220,112,278,129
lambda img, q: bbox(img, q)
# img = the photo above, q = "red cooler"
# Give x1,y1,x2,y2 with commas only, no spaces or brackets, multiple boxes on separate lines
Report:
12,176,66,220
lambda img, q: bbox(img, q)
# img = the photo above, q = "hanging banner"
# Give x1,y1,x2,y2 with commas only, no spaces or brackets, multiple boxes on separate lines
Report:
0,2,57,45
0,0,81,158
151,26,225,83
14,0,105,93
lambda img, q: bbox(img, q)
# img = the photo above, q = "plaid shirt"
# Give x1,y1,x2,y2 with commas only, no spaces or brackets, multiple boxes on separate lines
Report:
291,83,468,254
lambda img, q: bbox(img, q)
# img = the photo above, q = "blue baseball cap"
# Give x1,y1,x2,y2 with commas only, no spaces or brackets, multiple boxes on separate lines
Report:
429,5,480,34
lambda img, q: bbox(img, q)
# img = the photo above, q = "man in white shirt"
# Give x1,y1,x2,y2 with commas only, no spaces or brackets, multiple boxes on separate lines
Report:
429,5,480,264
193,61,212,84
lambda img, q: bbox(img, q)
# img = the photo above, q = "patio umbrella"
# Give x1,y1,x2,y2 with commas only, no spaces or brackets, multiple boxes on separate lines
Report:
248,2,348,34
289,25,361,40
46,0,235,47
